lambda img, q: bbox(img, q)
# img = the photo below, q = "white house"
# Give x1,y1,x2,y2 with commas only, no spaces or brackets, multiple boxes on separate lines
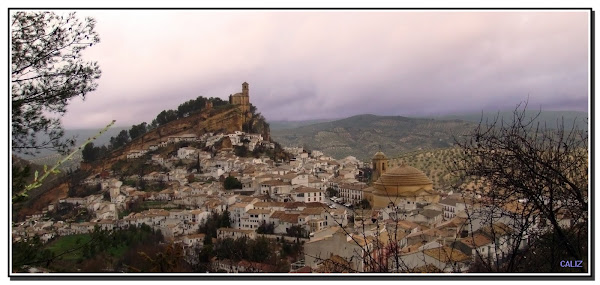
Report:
260,180,292,196
126,149,148,159
338,182,366,205
177,147,198,159
439,195,472,220
290,186,324,203
304,229,369,272
240,209,272,230
217,227,257,240
229,203,254,229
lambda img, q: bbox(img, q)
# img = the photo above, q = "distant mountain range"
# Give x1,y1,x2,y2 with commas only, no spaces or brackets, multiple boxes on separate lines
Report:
427,110,588,130
18,110,587,165
17,127,129,161
270,110,588,161
270,114,475,161
269,119,339,131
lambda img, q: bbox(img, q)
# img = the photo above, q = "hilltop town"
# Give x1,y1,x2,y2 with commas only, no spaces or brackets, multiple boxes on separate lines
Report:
12,83,581,274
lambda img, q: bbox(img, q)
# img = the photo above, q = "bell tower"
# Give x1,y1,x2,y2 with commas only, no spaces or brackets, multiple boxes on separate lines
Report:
240,82,250,113
242,82,249,96
372,151,389,182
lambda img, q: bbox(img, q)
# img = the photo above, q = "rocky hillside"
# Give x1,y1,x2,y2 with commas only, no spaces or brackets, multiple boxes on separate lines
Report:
84,105,247,170
271,114,476,161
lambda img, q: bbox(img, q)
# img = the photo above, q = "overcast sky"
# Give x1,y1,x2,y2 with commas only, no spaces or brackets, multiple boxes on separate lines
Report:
49,10,589,129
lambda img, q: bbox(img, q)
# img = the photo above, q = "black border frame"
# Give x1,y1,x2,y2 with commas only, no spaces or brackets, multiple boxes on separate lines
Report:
7,7,595,281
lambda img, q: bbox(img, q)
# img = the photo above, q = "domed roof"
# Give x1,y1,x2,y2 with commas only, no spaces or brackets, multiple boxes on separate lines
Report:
375,164,433,187
373,151,387,160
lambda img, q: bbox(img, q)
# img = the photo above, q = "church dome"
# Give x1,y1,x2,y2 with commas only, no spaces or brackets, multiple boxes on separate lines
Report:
376,164,433,187
367,163,439,209
373,164,433,197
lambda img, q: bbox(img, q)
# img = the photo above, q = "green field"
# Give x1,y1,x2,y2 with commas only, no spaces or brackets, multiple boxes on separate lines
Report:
45,234,91,261
45,233,132,263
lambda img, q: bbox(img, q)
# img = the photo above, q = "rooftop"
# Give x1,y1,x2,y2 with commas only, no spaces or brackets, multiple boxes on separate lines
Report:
423,246,471,263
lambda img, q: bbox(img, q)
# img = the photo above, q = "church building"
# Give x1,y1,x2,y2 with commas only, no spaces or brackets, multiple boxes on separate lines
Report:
229,82,251,113
364,151,441,210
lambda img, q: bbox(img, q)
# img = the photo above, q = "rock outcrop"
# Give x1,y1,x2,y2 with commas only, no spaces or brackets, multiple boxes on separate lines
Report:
94,105,246,171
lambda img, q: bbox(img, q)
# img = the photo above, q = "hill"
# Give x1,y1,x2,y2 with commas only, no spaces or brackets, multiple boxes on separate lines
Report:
12,155,69,220
390,147,463,191
269,118,338,131
19,127,129,160
83,104,247,170
20,127,129,171
428,110,588,130
270,114,476,161
13,99,275,218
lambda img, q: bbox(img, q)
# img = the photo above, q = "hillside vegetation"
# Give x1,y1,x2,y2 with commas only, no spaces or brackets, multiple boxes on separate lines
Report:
269,118,338,131
271,114,475,161
390,147,464,191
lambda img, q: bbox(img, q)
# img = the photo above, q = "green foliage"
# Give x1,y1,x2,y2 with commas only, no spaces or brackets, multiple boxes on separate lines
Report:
46,234,92,261
271,141,293,161
131,243,190,272
12,164,31,202
197,211,232,238
68,183,101,199
286,225,308,239
103,191,111,201
81,142,97,162
234,145,249,157
256,221,275,234
12,11,101,155
359,198,371,209
175,159,184,167
154,109,178,126
12,235,55,272
213,236,274,263
82,142,108,163
110,157,163,178
243,104,271,137
395,147,464,191
151,96,229,128
195,222,299,272
251,141,293,162
177,96,208,118
39,224,165,272
110,130,130,149
203,233,213,246
220,210,232,228
326,187,338,197
279,239,304,260
223,176,242,190
128,122,148,140
247,236,271,263
47,202,93,222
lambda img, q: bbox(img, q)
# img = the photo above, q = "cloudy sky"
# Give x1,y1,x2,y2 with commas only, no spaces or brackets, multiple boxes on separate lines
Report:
51,10,589,129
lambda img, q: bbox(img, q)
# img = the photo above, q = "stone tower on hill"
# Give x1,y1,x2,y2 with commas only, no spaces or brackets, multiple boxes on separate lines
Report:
229,82,250,113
